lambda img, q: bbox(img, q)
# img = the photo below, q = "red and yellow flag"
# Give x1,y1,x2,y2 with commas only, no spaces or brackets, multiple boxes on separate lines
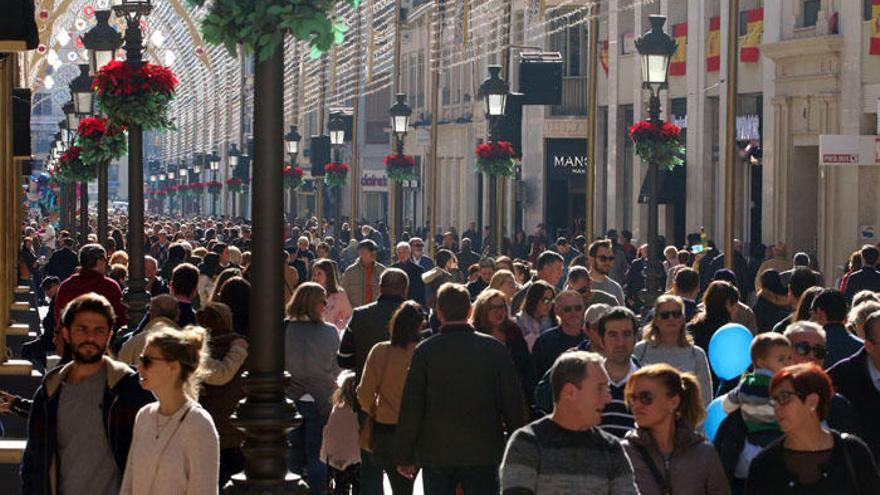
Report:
740,8,763,63
707,16,721,72
600,40,609,76
669,23,687,76
870,0,880,55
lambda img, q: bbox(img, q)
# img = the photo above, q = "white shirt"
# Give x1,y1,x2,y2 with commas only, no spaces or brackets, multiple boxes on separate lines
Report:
868,356,880,393
42,224,56,249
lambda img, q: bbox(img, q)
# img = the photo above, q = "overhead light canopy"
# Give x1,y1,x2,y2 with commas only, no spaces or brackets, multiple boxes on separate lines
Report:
81,10,122,74
635,15,677,92
389,93,412,136
479,65,509,118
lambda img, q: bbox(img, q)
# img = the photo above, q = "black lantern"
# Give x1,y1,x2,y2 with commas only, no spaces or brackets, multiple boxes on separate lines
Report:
285,125,301,157
208,150,220,171
167,166,176,180
328,112,346,146
69,65,95,115
82,10,122,74
479,65,509,118
228,143,241,167
389,93,412,136
635,15,677,93
111,0,152,18
192,154,202,175
63,101,80,130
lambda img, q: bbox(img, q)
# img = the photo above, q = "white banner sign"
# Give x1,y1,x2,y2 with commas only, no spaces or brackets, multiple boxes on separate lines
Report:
819,135,880,166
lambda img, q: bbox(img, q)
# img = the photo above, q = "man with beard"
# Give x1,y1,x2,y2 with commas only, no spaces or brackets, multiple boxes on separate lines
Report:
21,293,154,495
588,239,626,306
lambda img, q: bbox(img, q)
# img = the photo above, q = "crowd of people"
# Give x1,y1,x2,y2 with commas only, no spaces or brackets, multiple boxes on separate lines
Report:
6,213,880,494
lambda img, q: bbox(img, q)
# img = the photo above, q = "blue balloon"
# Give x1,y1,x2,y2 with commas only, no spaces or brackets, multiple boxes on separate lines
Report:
708,323,753,380
703,397,728,442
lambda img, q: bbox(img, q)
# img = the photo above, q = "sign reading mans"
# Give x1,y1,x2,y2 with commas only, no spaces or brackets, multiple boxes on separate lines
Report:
546,139,588,180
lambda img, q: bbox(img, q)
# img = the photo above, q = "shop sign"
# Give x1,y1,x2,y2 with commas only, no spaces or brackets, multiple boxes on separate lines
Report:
360,171,389,191
819,135,880,166
861,225,878,242
546,139,587,180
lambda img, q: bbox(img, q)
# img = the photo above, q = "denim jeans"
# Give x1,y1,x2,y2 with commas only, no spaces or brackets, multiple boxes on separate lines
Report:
288,400,328,495
422,465,499,495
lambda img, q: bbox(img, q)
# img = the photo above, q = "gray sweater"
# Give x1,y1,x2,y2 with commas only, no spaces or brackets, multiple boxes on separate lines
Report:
501,417,639,495
284,319,341,417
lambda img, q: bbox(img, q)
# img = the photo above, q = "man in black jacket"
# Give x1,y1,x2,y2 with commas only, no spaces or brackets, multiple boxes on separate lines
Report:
43,237,78,283
21,293,154,495
844,244,880,304
391,242,426,306
828,311,880,462
395,283,528,494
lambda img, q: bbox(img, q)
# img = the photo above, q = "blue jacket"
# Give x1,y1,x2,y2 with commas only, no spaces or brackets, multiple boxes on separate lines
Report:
21,357,154,495
824,323,863,369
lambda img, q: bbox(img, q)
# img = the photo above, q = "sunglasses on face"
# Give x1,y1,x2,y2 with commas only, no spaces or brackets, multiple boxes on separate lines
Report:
541,297,554,305
626,391,656,406
561,304,584,313
657,310,683,320
769,390,803,408
793,342,827,360
596,255,615,262
139,354,171,369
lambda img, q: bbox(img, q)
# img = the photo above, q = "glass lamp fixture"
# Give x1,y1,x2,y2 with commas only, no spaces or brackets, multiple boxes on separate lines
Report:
69,65,95,115
635,15,677,92
208,150,220,170
328,112,346,146
81,10,122,74
389,93,412,136
284,125,301,156
228,143,240,167
479,65,509,117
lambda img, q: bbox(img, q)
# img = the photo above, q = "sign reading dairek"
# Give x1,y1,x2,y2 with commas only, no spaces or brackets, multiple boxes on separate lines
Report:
819,135,880,166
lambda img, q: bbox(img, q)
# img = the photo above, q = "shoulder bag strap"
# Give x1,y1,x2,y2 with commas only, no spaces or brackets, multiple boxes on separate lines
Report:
632,442,672,495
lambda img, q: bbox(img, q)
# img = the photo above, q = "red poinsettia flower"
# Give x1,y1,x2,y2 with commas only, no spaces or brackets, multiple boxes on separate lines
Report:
60,146,81,163
384,154,416,167
283,165,304,177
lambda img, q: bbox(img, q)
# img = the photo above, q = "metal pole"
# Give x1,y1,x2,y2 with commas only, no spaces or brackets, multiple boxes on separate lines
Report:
79,182,88,243
388,0,403,255
585,2,599,239
723,0,738,269
428,0,442,257
496,0,512,257
643,91,664,310
121,11,149,330
227,45,306,494
98,163,108,246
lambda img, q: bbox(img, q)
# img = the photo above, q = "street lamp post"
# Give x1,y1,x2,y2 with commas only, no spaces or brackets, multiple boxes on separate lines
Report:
228,143,240,218
208,150,220,216
159,169,166,215
328,112,346,228
83,11,122,246
479,65,509,256
388,93,411,251
284,125,301,222
70,65,95,245
635,15,676,311
193,154,203,217
179,162,189,217
225,42,306,495
112,0,152,328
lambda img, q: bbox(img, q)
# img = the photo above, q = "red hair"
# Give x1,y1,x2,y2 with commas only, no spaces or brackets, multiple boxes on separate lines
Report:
770,363,834,420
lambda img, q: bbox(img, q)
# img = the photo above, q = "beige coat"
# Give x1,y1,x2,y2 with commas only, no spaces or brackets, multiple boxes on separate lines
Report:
340,260,386,308
356,342,416,425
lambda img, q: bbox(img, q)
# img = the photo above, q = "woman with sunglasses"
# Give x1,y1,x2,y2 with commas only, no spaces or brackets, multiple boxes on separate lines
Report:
635,295,713,405
622,363,729,495
745,363,880,494
312,259,353,333
284,282,341,495
472,289,537,414
514,281,557,351
122,323,219,494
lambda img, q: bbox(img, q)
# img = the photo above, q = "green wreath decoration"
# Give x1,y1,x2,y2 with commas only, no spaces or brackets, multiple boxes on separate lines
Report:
474,141,517,177
54,146,97,183
186,0,361,61
323,162,348,188
77,116,127,165
629,120,685,170
92,60,178,130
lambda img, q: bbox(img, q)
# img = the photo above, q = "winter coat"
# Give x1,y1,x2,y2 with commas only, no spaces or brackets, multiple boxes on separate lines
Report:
752,290,791,333
340,260,386,308
623,422,730,495
21,357,155,495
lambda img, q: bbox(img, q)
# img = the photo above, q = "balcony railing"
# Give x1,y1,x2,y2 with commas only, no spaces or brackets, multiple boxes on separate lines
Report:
549,76,588,116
